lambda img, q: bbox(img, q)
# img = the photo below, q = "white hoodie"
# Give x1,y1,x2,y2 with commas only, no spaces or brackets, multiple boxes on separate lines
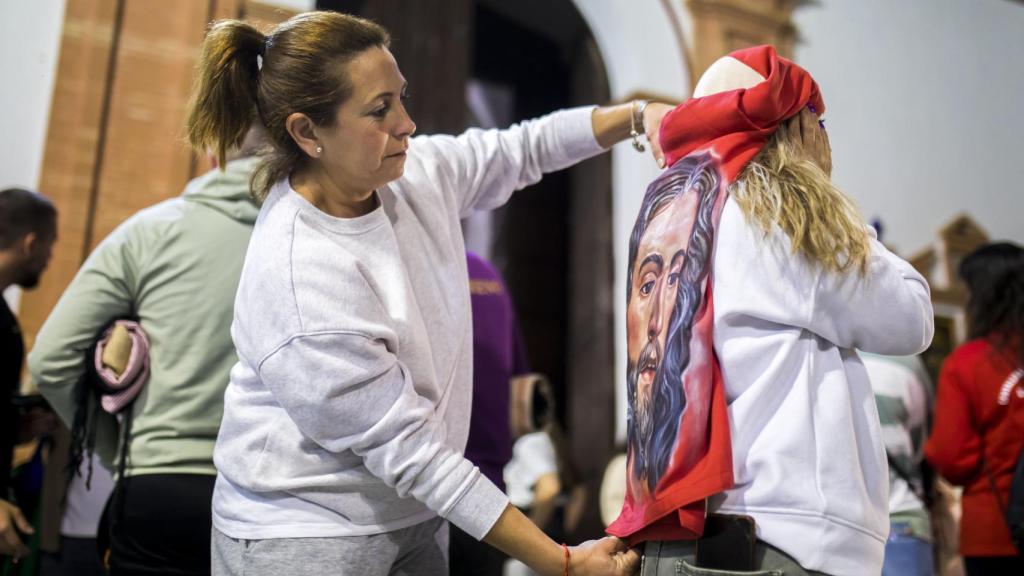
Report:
710,198,934,576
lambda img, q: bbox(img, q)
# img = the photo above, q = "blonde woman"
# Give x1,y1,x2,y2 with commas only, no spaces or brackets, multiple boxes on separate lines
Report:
610,47,934,576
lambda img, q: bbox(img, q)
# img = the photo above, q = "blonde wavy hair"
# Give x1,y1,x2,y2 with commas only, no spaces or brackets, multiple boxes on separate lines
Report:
731,117,870,274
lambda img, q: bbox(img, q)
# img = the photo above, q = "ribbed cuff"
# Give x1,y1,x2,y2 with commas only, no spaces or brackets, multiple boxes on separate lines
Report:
554,105,605,159
442,471,510,540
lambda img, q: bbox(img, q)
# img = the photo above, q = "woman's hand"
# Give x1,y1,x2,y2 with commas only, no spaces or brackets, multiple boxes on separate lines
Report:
781,107,832,177
590,100,673,167
570,536,641,576
484,505,639,576
643,102,674,169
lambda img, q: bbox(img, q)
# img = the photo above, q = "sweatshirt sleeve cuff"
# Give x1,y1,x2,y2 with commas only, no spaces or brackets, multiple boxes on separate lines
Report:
553,105,605,163
442,471,510,540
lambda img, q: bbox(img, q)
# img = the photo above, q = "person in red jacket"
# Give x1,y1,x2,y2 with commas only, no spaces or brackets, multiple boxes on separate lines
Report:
925,242,1024,575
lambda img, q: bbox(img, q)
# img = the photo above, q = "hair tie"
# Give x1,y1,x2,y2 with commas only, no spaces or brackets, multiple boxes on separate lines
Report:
256,38,268,71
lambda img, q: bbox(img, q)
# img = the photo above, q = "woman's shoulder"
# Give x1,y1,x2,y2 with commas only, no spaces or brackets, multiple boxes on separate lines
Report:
950,338,995,363
942,338,1019,385
715,197,809,279
234,235,387,360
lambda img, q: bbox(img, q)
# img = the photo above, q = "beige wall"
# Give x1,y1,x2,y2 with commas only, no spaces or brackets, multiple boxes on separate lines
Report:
794,0,1024,255
1,0,66,319
3,0,306,360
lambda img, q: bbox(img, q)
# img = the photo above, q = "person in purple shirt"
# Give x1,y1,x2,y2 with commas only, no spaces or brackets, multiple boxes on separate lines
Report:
450,252,530,576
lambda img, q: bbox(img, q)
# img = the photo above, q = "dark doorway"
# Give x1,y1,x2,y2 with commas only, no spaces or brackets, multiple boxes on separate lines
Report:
471,1,573,437
470,0,615,540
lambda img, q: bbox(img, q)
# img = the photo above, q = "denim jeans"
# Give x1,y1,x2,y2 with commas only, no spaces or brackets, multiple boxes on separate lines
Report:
641,539,829,576
881,521,934,576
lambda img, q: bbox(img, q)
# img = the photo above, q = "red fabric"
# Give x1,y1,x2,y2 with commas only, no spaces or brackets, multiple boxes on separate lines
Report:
660,45,825,180
925,338,1024,557
608,45,824,543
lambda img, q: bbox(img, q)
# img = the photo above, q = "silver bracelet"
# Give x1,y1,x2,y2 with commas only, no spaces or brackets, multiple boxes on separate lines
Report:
630,99,650,153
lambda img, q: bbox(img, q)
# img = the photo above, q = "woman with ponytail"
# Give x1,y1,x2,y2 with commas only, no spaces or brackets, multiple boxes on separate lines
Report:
186,11,663,576
926,243,1024,575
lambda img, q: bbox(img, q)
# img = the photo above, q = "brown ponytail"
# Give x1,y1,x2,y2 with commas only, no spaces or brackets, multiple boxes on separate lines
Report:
186,12,390,201
185,20,263,170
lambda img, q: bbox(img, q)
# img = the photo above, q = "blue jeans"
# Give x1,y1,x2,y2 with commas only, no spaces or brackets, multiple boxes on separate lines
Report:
881,521,934,576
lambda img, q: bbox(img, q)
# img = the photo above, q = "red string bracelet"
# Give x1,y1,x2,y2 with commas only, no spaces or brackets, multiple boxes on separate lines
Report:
561,543,571,576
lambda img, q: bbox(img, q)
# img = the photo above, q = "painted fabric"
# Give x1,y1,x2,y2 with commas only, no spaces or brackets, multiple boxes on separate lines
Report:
608,45,825,542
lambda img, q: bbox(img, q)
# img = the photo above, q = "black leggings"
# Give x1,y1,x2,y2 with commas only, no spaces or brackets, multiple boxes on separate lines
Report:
101,474,215,576
964,554,1024,576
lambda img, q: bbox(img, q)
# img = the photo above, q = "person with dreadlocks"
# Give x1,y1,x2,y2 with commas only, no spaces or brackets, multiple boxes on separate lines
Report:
610,46,935,576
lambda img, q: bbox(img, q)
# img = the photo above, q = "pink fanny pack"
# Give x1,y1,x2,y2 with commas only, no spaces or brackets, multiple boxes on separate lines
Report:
92,320,150,414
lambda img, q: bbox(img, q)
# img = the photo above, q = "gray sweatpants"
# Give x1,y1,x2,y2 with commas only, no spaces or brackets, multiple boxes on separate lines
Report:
212,517,449,576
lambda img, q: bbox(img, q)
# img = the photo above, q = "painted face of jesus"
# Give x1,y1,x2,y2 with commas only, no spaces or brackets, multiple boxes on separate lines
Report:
626,190,699,455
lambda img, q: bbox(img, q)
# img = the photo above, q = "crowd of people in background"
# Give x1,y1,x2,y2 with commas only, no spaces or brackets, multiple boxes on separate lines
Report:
1,8,1023,576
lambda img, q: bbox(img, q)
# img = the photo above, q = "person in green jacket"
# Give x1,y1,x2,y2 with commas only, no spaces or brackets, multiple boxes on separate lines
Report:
28,135,262,576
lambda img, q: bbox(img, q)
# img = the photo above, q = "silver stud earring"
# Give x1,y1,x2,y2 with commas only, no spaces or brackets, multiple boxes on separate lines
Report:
315,146,323,156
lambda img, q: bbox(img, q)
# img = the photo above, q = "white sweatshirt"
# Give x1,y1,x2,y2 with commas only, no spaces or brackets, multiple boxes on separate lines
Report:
710,198,934,576
212,107,603,541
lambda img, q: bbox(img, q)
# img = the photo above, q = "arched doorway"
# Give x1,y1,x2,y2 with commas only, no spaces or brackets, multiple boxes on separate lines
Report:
471,0,615,540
